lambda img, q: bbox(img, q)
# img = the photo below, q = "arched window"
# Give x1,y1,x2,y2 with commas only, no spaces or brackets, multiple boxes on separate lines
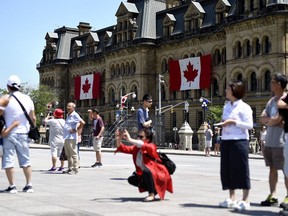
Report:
213,49,221,65
109,88,115,102
162,59,167,73
244,40,251,57
251,72,257,91
264,70,271,91
236,41,242,58
212,79,219,96
237,73,243,81
263,36,271,54
255,38,261,55
222,48,226,64
131,61,136,75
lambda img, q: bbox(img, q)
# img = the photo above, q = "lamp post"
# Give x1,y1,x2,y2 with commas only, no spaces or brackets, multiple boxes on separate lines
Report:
199,97,210,123
173,127,178,145
158,74,165,146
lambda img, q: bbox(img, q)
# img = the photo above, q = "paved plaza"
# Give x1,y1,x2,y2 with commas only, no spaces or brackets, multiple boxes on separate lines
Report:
0,144,285,216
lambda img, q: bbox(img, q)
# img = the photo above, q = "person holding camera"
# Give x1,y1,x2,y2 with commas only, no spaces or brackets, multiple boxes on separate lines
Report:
137,94,153,131
44,108,65,172
115,128,173,202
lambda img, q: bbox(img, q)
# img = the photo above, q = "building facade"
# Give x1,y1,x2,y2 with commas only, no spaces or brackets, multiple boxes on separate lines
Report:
37,0,288,143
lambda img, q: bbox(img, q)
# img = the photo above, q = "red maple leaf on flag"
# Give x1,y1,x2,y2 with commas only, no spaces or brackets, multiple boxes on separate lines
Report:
183,62,198,87
82,78,91,93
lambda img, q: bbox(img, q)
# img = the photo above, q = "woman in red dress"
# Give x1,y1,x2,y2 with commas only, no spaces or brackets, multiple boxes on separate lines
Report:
115,128,173,202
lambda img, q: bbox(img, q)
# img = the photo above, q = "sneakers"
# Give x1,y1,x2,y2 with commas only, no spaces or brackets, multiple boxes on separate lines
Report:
261,194,278,206
234,201,250,211
57,167,64,172
63,168,73,174
4,186,17,194
280,196,288,209
219,199,237,208
91,162,103,168
22,185,33,193
48,167,57,171
63,168,78,174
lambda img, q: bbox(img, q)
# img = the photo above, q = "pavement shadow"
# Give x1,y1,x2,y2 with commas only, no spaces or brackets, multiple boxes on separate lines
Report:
181,203,278,216
91,197,161,203
110,177,128,181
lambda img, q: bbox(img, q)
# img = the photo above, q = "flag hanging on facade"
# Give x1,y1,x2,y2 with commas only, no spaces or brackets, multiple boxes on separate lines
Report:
169,54,211,91
74,73,101,100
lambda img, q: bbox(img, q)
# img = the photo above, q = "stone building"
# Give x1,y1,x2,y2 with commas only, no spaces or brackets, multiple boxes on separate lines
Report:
37,0,288,143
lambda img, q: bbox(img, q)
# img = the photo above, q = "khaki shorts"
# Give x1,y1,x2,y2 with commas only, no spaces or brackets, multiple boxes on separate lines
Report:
93,137,103,151
263,146,284,170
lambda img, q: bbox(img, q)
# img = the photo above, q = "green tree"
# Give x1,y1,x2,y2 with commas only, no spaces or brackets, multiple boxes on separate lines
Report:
0,84,57,127
28,85,59,127
207,105,223,125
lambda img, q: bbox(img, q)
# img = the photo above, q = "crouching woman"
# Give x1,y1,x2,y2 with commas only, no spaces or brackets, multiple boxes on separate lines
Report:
115,128,173,202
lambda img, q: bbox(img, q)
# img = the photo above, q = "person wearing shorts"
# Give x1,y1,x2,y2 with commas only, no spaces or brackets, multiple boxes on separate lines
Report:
44,108,65,172
88,108,105,168
204,124,213,157
2,75,36,193
260,73,288,207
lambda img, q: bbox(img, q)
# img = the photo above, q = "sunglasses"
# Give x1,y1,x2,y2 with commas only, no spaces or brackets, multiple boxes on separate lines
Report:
145,100,152,103
137,135,144,139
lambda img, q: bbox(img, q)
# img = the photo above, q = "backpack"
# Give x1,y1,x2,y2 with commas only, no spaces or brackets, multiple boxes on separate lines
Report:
146,152,176,175
158,152,176,175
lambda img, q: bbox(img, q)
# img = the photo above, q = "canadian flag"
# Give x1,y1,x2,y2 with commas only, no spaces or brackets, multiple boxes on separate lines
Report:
121,95,128,108
74,73,101,100
169,54,211,91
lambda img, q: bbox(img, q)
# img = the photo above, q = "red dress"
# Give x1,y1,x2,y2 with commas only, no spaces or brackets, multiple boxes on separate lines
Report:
116,142,173,200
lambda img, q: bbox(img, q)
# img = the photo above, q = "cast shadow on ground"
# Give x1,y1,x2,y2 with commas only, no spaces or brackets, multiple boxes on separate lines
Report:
91,197,149,202
181,203,278,216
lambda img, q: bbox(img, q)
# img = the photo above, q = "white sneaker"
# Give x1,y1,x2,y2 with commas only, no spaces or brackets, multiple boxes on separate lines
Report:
234,201,250,211
219,199,237,208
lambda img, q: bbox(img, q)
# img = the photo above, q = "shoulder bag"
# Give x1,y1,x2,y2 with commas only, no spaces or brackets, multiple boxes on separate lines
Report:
11,94,40,140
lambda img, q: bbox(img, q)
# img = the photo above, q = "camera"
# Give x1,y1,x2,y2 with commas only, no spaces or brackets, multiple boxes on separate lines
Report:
49,111,53,116
118,127,125,132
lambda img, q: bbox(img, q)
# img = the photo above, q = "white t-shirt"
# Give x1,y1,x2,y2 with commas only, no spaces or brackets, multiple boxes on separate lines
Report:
45,118,65,146
4,91,34,134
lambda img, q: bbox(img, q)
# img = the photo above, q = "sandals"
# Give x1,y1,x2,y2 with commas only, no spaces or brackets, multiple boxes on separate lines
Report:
143,195,155,202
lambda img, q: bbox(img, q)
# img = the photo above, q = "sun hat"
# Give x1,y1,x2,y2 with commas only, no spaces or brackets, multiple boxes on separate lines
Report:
7,75,21,90
53,108,64,118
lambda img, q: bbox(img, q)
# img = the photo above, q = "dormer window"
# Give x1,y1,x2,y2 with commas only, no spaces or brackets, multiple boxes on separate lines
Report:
163,13,176,37
184,2,205,33
215,0,231,24
73,40,82,58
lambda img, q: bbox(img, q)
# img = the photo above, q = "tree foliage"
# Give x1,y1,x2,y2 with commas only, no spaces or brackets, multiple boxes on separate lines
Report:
207,105,223,125
1,84,58,127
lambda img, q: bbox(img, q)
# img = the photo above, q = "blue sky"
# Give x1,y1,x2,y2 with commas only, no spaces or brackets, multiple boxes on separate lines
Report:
0,0,123,89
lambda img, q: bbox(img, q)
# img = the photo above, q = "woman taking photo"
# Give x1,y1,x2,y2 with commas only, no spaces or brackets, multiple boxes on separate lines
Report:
218,80,253,211
115,128,173,202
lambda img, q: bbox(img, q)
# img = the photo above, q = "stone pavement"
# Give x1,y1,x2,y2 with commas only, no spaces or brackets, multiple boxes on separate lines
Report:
0,143,284,216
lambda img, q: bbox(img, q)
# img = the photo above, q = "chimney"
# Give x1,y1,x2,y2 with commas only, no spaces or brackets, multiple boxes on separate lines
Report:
77,22,92,35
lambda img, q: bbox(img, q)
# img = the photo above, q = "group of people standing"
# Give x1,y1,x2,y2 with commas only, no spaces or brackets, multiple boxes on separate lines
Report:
217,74,288,215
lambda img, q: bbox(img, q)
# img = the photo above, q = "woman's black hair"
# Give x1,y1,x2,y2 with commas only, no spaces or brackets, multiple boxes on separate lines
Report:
139,128,153,143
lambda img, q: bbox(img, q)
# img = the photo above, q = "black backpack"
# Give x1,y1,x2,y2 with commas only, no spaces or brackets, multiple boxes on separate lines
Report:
146,152,176,175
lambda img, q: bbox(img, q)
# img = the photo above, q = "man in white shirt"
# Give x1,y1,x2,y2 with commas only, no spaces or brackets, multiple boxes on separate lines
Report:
2,75,36,193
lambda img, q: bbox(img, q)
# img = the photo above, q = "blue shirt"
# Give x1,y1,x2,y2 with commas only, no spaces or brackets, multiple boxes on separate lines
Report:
137,107,149,131
63,111,82,140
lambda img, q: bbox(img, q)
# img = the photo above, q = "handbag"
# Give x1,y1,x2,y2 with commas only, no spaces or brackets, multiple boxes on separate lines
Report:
11,95,40,140
146,152,176,175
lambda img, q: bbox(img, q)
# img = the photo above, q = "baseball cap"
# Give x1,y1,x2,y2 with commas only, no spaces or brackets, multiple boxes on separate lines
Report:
7,75,21,89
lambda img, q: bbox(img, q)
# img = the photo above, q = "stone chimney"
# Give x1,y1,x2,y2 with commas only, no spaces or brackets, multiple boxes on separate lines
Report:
77,22,92,35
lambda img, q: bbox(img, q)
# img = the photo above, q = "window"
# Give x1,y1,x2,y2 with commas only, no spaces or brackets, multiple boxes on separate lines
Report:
263,36,271,54
251,72,257,91
264,70,271,91
212,79,219,96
